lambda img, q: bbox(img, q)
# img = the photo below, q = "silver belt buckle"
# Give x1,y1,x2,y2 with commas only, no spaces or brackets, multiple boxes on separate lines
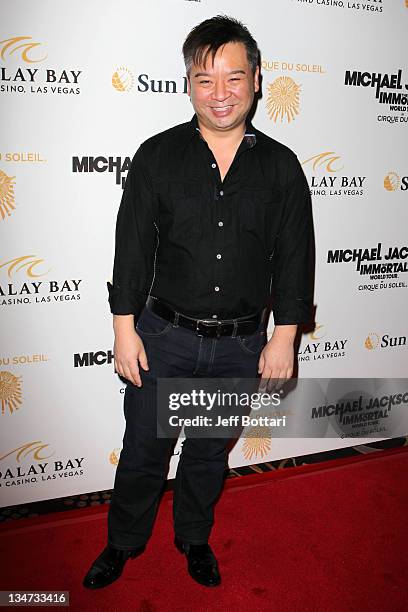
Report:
196,319,221,338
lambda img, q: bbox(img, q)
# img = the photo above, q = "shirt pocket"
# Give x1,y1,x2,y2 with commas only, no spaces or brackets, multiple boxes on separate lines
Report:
239,187,282,254
155,179,202,243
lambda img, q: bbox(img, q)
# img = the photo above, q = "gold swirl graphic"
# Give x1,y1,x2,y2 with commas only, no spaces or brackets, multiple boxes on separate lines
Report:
0,441,54,462
0,255,50,278
302,152,344,173
0,36,47,63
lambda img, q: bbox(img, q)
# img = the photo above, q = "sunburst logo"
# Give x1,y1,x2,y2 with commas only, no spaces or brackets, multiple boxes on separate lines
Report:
0,255,50,278
364,333,379,350
109,448,121,465
112,67,134,92
266,76,301,123
0,371,23,415
0,441,54,462
302,152,344,173
242,426,272,460
0,36,47,63
0,169,16,221
384,172,401,192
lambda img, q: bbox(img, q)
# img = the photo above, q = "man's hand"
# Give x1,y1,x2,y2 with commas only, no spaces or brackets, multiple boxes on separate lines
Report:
113,314,149,387
258,324,297,392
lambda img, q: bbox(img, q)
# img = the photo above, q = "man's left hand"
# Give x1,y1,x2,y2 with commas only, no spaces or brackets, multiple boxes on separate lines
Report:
258,325,297,392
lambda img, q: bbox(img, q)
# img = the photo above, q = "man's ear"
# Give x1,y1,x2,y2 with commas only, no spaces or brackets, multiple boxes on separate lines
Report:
254,65,260,93
186,75,191,97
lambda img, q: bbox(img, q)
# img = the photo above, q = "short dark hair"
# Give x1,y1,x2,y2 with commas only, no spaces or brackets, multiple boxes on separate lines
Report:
182,15,259,76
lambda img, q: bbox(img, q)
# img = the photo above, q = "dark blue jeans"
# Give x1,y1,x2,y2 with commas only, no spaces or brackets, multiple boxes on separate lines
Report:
107,305,267,549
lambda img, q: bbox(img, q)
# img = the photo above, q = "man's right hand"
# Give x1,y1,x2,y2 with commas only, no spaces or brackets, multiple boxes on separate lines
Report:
113,314,149,387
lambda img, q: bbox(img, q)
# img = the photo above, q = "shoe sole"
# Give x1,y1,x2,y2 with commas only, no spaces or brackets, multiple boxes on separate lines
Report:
82,569,124,590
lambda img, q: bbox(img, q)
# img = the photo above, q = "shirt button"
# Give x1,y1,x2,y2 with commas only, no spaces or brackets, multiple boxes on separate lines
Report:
218,221,223,227
216,254,222,259
219,190,224,196
214,286,220,292
212,314,218,319
211,163,217,169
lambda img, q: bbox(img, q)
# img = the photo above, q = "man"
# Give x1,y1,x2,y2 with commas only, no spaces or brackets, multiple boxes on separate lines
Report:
83,15,314,589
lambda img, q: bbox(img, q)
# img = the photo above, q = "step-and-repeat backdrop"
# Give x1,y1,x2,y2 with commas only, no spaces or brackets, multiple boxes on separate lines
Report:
1,0,407,506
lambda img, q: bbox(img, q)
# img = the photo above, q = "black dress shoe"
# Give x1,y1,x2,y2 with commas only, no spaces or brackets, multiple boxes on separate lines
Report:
83,544,145,589
174,536,221,587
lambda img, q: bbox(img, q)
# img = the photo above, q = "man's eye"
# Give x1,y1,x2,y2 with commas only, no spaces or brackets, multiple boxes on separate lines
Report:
230,78,241,81
200,80,210,85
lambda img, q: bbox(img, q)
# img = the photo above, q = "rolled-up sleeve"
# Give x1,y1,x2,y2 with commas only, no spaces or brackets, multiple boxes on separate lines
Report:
107,145,158,318
271,152,315,325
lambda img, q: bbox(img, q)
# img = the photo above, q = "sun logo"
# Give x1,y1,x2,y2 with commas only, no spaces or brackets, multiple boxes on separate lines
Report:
242,426,272,460
364,333,379,350
266,76,301,123
0,255,50,278
0,170,16,221
0,371,23,415
383,172,400,192
112,67,134,92
302,152,344,173
0,36,47,63
109,448,121,465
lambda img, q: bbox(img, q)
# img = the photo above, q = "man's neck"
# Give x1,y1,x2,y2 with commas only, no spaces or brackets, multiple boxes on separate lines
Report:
197,119,246,153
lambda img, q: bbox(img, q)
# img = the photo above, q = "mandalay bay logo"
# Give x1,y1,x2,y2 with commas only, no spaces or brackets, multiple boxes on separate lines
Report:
1,35,82,95
266,76,301,123
0,441,86,488
0,255,82,307
302,151,366,197
294,0,384,13
0,36,47,63
0,371,22,415
298,323,348,362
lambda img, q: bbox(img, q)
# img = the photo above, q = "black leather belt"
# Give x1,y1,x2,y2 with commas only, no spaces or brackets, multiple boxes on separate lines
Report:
146,296,265,338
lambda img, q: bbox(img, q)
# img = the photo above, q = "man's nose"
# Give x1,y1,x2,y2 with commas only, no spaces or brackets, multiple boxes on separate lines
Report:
212,79,230,101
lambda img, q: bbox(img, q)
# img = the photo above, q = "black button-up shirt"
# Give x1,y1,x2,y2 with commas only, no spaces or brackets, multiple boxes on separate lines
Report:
107,114,314,324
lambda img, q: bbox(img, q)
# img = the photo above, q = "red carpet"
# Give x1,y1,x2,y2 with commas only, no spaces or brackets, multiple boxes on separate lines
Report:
1,447,407,611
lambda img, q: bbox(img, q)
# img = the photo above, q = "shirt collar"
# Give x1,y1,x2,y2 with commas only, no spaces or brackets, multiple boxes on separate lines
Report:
190,114,257,148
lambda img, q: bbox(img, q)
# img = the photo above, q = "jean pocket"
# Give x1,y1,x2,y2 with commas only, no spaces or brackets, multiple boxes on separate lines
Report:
236,331,266,355
136,307,173,337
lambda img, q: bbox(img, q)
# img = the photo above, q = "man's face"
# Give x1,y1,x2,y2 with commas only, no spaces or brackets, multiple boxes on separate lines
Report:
187,41,259,134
